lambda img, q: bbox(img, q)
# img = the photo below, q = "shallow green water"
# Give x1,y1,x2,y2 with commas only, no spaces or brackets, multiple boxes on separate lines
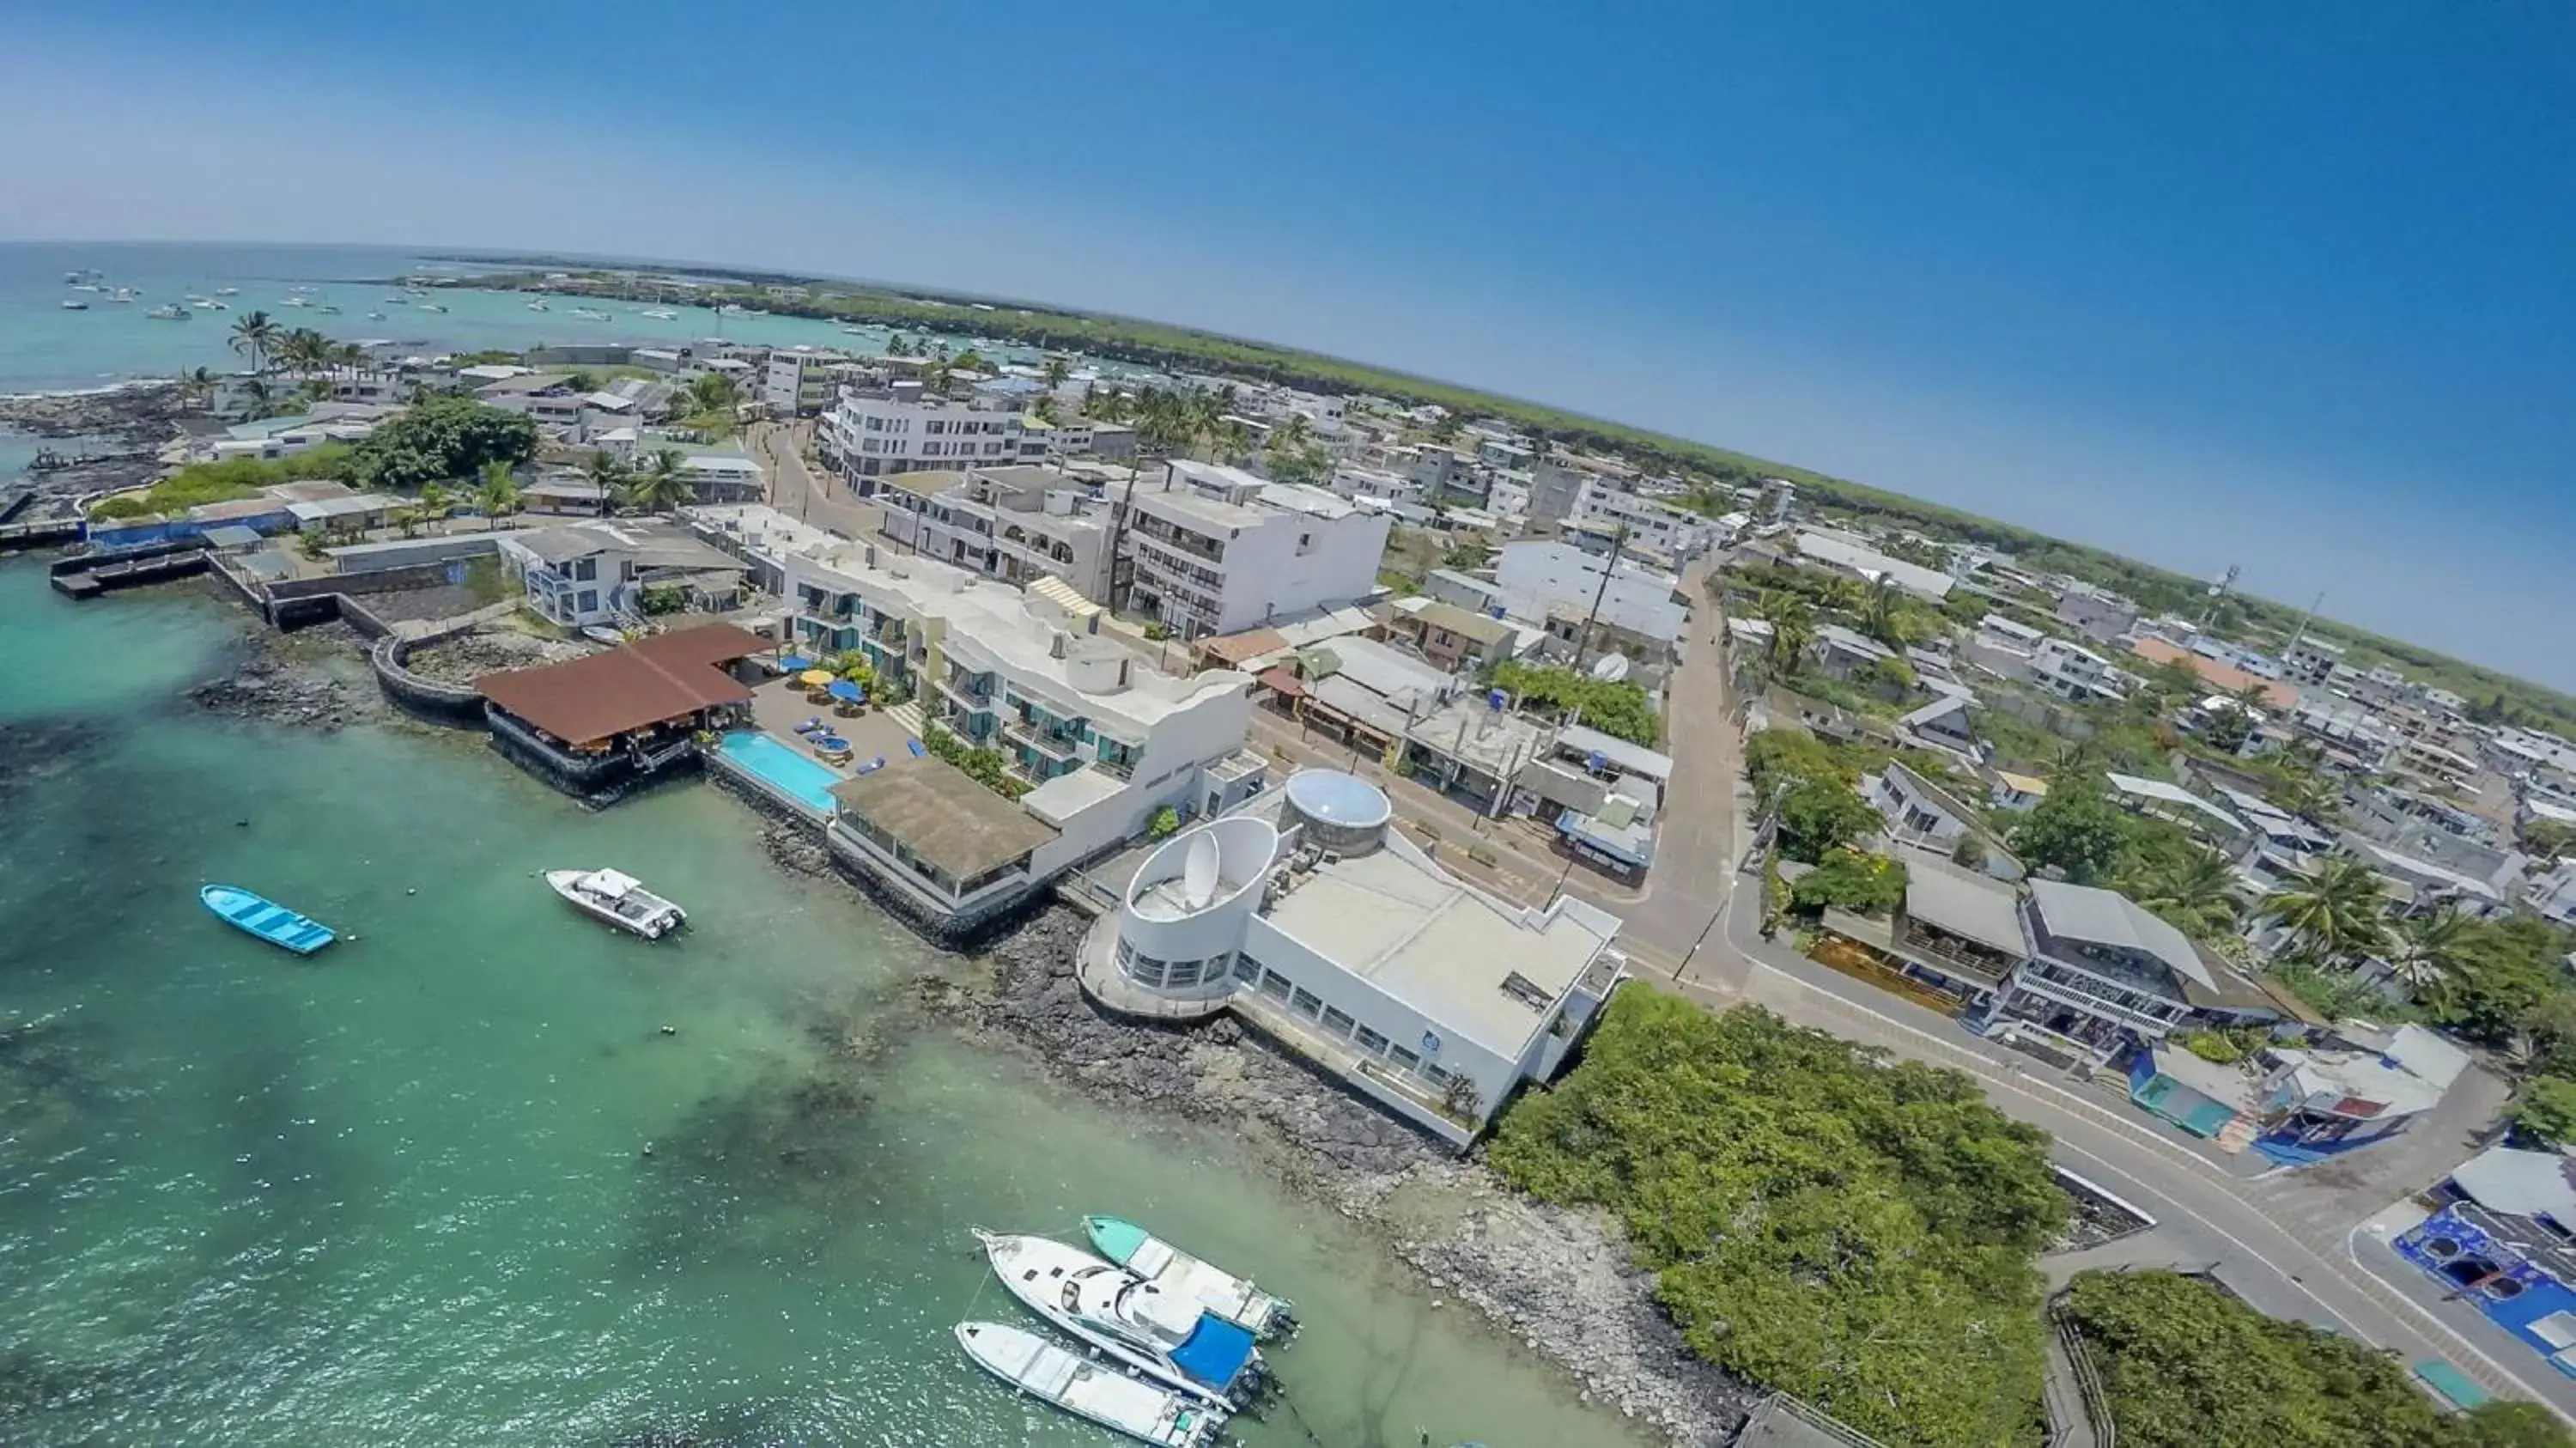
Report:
0,567,1647,1448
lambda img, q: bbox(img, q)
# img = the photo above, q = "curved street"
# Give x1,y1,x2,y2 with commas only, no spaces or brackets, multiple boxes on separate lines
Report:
1599,567,2576,1417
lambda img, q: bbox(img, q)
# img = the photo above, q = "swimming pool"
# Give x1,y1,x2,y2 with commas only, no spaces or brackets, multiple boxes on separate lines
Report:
715,729,842,813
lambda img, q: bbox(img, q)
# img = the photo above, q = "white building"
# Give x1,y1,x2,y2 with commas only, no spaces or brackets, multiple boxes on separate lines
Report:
1492,539,1688,655
1119,460,1392,637
1577,484,1710,560
495,518,749,629
821,385,1026,478
781,541,1267,933
761,346,856,417
1082,770,1626,1145
1792,529,1954,602
2029,636,2127,703
873,465,1115,601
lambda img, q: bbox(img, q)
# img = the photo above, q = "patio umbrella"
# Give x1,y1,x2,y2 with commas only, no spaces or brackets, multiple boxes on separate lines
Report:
796,669,836,687
777,654,815,672
825,679,864,702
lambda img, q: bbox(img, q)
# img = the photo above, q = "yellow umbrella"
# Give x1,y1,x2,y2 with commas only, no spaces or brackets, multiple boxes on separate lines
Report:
797,669,837,687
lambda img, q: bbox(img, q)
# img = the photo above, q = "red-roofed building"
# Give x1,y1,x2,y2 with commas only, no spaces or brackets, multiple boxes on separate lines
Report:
2129,636,2300,711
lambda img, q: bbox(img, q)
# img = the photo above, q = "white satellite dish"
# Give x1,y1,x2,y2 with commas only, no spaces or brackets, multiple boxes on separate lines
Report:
1182,830,1220,910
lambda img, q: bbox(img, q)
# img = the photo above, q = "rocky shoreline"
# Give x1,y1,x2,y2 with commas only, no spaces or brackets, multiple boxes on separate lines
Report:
918,908,1756,1447
184,606,380,733
2,381,188,515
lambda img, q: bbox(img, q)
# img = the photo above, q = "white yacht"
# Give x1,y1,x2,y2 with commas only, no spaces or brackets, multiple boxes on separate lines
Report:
416,301,448,313
216,287,240,295
639,307,678,320
969,1231,1264,1409
526,300,550,312
144,304,191,321
544,868,687,940
193,298,227,310
955,1322,1227,1448
281,295,310,307
1083,1215,1294,1339
59,298,88,310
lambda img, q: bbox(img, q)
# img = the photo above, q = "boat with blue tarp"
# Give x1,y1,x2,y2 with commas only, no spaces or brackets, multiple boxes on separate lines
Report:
970,1229,1266,1408
1084,1214,1295,1339
199,884,336,954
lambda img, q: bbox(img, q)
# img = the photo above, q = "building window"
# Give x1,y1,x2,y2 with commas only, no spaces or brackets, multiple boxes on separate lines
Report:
1423,1063,1454,1089
1321,1007,1355,1037
1233,955,1263,987
1290,987,1323,1019
1388,1045,1421,1072
1354,1025,1389,1054
1259,970,1293,1004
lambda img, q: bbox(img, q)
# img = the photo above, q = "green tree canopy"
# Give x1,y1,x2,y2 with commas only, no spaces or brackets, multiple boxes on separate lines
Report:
2010,776,2127,884
1776,777,1883,863
2062,1269,2564,1448
1789,848,1908,915
1492,994,2066,1448
353,396,539,493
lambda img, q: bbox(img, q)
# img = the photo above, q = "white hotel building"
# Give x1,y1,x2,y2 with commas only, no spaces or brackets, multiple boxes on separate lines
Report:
778,540,1267,935
1080,770,1626,1146
1121,459,1392,638
819,384,1025,479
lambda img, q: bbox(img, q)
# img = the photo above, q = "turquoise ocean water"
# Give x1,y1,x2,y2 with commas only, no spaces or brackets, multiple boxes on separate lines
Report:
0,240,1042,398
0,562,1646,1445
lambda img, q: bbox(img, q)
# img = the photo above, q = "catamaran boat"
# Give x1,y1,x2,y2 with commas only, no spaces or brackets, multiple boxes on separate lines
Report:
955,1322,1228,1448
969,1230,1265,1409
1084,1215,1296,1339
144,304,191,321
544,867,687,940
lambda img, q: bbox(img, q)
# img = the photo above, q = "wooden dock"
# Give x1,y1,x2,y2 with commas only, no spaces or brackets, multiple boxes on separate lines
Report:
47,539,210,598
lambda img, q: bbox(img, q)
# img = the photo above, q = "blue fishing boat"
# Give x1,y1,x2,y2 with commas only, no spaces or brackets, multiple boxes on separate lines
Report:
199,884,336,955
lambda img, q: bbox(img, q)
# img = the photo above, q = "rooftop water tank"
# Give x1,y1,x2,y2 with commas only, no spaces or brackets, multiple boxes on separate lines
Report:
1281,770,1392,857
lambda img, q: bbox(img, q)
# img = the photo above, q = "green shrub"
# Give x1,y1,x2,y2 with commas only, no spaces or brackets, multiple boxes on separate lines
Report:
1489,659,1660,746
1147,806,1180,838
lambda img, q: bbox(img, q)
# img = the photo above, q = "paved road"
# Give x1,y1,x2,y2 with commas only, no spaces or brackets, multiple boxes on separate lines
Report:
1641,586,2575,1416
749,421,882,539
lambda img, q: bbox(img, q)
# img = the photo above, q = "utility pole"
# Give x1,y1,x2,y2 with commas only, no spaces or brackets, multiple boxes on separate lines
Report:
2281,588,2326,658
1571,524,1629,676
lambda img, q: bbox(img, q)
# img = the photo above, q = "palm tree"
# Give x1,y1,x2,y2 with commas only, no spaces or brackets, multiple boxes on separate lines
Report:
238,377,276,417
472,461,522,532
1041,356,1070,389
1862,577,1910,648
951,348,986,374
182,366,217,410
417,482,455,523
1030,394,1060,426
2386,906,2470,1005
2227,680,2275,719
1272,411,1315,456
2260,857,2391,969
2134,849,2241,940
229,310,279,374
2049,739,2100,782
922,361,953,399
1757,593,1814,680
584,449,630,517
621,448,694,514
886,332,913,358
272,327,327,376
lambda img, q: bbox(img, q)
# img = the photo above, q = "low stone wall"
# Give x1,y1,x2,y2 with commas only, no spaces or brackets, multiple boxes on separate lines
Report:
369,627,491,727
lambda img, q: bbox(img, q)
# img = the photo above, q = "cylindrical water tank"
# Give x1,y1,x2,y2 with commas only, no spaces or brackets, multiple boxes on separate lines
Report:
1280,770,1392,857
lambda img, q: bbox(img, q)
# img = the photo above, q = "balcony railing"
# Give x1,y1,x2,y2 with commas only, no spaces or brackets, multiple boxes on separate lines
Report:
1005,719,1084,762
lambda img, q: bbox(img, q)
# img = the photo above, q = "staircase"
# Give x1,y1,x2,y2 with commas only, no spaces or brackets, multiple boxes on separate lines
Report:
882,700,926,736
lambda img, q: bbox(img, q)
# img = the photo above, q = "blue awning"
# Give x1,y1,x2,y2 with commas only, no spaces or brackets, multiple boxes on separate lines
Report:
1169,1313,1255,1390
826,678,864,701
777,654,814,671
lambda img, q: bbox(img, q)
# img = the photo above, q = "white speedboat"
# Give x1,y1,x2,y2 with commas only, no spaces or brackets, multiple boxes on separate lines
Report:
315,303,341,315
216,287,240,295
640,307,677,320
1084,1215,1295,1339
955,1322,1228,1448
526,300,550,312
416,301,447,313
366,311,387,320
544,867,686,940
59,298,88,310
282,295,310,307
145,304,191,321
570,307,611,321
969,1230,1264,1408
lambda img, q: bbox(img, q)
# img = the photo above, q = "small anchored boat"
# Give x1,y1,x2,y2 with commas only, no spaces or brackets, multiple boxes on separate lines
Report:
1084,1215,1295,1339
200,884,336,955
545,867,686,940
970,1230,1264,1408
955,1322,1228,1447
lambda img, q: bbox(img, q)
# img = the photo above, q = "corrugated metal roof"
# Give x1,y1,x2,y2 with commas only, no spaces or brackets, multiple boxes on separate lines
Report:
2027,878,2213,989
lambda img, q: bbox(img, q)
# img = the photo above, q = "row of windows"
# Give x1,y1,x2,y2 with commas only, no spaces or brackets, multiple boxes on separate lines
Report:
1236,956,1455,1091
924,419,1016,435
1114,938,1232,991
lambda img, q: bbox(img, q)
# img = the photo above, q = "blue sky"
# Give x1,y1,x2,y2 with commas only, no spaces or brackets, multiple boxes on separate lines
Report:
5,3,2571,687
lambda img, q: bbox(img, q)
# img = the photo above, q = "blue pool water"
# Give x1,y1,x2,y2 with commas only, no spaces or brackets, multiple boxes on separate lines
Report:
717,729,842,812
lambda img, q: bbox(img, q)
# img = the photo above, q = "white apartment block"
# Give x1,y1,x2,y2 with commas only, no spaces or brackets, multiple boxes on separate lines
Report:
1491,539,1688,653
1121,460,1393,638
820,385,1026,478
872,465,1115,601
2029,636,2128,703
761,347,857,417
1577,484,1711,559
781,541,1266,929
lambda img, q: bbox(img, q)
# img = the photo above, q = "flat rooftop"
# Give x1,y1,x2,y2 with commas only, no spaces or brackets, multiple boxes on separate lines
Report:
829,757,1058,880
1261,845,1608,1058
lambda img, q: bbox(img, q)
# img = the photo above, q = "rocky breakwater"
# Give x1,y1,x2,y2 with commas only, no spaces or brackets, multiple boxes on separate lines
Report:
921,907,1753,1446
398,628,596,688
2,383,188,514
189,618,372,732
